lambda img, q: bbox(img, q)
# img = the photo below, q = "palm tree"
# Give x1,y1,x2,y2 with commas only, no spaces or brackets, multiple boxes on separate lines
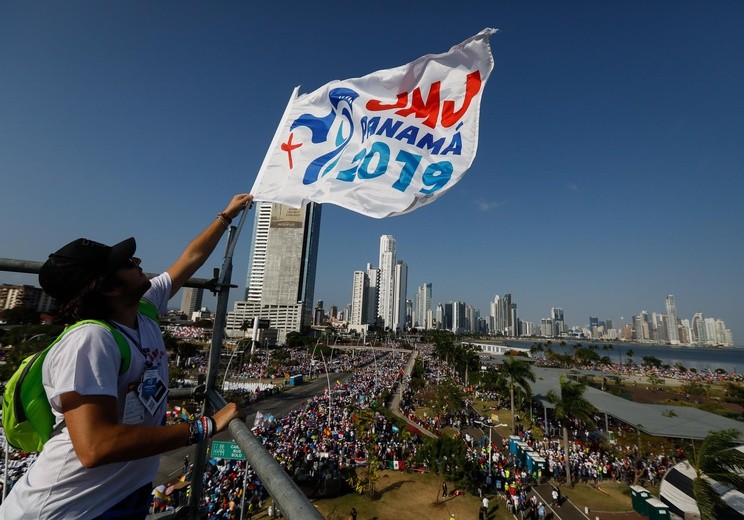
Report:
689,429,744,520
546,378,596,487
501,358,535,426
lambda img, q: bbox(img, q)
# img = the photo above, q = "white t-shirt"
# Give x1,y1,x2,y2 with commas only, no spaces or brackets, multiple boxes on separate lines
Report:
0,273,171,520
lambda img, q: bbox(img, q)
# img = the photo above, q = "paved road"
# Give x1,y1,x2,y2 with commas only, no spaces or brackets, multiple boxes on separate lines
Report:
466,422,596,520
155,372,350,485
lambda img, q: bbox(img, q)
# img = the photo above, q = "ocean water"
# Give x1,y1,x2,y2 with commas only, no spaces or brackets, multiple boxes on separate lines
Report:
502,339,744,373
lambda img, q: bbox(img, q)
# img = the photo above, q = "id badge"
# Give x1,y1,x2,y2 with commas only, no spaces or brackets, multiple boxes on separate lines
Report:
138,369,167,415
123,389,145,424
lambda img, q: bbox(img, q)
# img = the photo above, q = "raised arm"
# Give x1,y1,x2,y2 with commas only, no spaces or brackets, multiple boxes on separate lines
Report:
167,193,253,297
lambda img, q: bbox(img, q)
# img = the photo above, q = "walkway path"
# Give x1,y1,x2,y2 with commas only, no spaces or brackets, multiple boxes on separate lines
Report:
389,350,437,438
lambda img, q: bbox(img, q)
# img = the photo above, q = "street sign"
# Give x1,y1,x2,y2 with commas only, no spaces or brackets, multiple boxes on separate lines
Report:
210,440,245,460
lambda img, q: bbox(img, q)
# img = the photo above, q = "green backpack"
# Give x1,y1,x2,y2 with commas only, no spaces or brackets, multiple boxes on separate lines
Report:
1,299,159,452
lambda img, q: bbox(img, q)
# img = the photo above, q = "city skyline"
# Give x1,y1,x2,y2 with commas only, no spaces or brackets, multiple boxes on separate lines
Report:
341,234,732,345
1,3,742,343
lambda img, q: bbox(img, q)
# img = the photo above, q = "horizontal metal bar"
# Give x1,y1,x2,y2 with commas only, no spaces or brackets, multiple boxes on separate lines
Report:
207,388,324,520
0,258,213,289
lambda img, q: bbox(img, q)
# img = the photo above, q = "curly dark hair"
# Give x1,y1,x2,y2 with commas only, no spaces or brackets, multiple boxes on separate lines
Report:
58,273,124,323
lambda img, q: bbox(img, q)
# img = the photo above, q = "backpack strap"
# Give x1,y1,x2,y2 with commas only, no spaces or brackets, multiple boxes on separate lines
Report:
138,298,160,324
66,320,132,374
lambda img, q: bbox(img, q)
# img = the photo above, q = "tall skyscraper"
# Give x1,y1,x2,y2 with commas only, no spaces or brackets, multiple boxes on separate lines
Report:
415,282,432,329
551,307,564,336
364,264,380,325
378,235,397,328
451,301,466,333
443,302,453,331
691,312,705,344
491,293,517,336
665,294,680,345
350,271,368,325
180,287,203,316
489,295,499,334
227,201,322,344
393,260,408,331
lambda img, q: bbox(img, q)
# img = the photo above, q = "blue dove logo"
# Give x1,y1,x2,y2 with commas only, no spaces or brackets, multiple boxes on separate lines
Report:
289,87,359,185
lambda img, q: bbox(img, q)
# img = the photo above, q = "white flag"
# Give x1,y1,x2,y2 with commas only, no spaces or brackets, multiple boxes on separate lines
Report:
251,28,496,218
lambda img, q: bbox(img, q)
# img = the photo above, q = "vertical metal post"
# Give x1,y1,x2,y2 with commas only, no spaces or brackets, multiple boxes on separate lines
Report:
239,460,248,520
188,208,249,519
488,426,492,475
3,442,8,501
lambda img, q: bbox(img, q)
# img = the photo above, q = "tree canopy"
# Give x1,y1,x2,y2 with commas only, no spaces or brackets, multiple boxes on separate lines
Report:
690,429,744,520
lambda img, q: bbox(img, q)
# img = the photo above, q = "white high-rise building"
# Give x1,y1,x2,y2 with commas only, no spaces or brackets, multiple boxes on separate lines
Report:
378,235,397,328
451,301,466,333
436,303,444,329
491,293,517,336
393,260,408,331
350,271,367,325
665,295,680,345
704,317,718,346
415,283,432,329
691,312,705,344
489,295,499,334
466,304,477,333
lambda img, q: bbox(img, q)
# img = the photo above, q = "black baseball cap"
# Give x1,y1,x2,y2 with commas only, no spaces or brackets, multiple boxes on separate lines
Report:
39,237,136,302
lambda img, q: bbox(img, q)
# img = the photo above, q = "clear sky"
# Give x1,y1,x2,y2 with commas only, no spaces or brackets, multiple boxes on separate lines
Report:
1,2,742,344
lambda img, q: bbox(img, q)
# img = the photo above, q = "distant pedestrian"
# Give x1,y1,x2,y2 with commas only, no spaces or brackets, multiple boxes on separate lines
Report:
480,496,490,519
442,480,448,497
347,507,357,520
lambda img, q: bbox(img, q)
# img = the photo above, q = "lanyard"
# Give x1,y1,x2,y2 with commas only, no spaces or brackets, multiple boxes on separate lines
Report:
109,321,146,357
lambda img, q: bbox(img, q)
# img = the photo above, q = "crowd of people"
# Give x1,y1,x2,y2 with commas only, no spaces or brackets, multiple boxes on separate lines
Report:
1,337,713,518
161,349,418,518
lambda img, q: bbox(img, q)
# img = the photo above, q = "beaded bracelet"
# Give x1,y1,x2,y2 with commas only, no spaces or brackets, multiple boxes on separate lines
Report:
187,416,217,445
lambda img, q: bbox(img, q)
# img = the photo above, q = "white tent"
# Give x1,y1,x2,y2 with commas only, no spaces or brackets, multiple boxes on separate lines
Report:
660,447,744,520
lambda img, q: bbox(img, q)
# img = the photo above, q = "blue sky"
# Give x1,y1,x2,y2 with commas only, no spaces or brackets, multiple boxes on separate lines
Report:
1,2,743,344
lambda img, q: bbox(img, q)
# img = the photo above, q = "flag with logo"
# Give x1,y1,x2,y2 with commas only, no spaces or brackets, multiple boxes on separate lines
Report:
251,28,496,218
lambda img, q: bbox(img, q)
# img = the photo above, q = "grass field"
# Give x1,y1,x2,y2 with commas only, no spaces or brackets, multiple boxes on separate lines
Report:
311,470,509,520
560,480,636,512
245,469,636,520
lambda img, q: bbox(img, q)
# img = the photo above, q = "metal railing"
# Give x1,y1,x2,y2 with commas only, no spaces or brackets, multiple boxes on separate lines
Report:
0,211,323,520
